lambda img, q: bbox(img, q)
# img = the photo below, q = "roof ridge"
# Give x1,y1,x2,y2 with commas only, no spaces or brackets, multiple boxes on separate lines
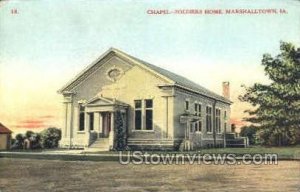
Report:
113,49,231,104
59,47,231,104
0,122,12,133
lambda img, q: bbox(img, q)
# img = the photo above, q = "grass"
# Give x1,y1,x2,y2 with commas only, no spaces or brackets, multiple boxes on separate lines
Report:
198,145,300,158
3,145,300,160
84,145,300,159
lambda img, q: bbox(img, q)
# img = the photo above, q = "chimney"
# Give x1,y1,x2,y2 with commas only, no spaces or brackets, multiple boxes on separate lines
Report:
222,81,230,99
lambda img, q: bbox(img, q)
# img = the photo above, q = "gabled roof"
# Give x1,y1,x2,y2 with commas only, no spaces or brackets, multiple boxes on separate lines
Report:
58,48,232,104
0,122,12,134
118,49,232,104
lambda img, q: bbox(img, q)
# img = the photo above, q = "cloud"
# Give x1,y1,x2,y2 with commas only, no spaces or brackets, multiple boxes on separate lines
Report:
14,115,53,128
38,115,55,119
230,118,249,128
14,119,45,129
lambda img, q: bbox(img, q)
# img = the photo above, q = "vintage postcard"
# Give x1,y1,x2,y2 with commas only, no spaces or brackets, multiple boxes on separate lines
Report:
0,0,299,191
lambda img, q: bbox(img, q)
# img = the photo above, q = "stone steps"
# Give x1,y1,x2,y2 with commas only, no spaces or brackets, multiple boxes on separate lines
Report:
127,139,174,145
86,138,109,151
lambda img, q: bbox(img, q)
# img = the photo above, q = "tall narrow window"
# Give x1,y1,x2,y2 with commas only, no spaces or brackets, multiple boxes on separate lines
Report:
199,121,202,132
194,103,202,132
224,111,227,132
216,109,221,133
190,123,194,132
89,113,94,131
194,103,202,116
134,100,142,130
185,100,189,111
198,104,202,117
145,99,153,130
79,105,85,131
206,106,212,132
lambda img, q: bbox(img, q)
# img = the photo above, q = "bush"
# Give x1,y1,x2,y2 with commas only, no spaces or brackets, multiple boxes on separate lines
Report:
240,125,257,145
11,133,25,149
40,127,61,149
11,128,61,150
30,133,42,149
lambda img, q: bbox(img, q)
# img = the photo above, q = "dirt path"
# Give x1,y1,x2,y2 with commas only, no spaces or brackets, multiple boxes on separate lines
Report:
0,158,299,192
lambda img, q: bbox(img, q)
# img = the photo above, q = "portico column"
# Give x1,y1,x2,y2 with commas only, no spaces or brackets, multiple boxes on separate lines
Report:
84,112,90,146
99,113,103,137
110,112,114,132
61,91,74,148
94,112,100,137
109,112,115,150
187,121,190,140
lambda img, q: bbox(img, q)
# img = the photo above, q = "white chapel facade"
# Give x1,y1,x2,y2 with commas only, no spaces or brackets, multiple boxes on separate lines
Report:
58,48,232,151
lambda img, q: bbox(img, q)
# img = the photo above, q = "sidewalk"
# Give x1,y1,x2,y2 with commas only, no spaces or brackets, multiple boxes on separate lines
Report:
0,150,121,161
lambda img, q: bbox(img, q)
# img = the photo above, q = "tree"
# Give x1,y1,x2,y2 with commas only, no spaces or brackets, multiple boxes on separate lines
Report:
25,130,34,139
240,125,257,145
115,111,126,150
40,127,61,148
11,133,25,149
239,42,300,146
30,133,42,149
23,130,42,149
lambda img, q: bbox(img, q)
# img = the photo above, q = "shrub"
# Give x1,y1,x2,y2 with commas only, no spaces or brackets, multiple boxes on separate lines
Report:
11,133,25,149
240,125,257,145
40,127,61,148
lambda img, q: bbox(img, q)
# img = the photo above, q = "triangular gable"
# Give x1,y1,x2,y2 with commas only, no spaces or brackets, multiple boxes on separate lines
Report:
85,96,128,107
57,48,174,94
86,96,114,105
58,47,231,104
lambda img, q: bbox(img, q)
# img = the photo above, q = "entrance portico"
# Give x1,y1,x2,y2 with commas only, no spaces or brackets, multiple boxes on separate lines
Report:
84,96,128,150
180,113,201,151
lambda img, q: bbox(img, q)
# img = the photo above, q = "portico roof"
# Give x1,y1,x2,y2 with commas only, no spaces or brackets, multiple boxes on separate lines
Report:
85,96,128,107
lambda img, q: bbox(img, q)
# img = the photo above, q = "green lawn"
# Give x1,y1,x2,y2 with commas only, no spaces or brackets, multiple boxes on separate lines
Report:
5,145,300,160
88,145,300,159
198,146,300,159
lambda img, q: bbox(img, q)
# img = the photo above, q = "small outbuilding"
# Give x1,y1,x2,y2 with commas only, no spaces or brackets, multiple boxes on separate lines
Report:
0,122,12,150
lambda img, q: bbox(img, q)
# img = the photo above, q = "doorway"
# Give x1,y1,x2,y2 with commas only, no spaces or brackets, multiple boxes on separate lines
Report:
102,112,111,138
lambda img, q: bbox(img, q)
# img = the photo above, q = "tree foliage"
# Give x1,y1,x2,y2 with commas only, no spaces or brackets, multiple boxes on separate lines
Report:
239,42,300,146
240,125,257,145
40,127,61,148
12,133,25,149
114,111,126,150
11,127,61,150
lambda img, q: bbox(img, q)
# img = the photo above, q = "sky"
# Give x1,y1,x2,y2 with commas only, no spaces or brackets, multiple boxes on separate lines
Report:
0,0,299,135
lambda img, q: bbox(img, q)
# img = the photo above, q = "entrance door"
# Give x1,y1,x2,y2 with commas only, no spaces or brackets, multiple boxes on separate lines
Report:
102,113,111,138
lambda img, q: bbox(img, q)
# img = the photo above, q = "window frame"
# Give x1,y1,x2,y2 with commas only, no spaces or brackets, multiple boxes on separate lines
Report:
215,108,221,133
133,99,154,131
145,99,153,130
185,99,190,111
194,102,202,116
224,110,228,132
134,100,142,130
194,102,202,132
78,104,85,131
206,105,212,133
89,113,94,131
